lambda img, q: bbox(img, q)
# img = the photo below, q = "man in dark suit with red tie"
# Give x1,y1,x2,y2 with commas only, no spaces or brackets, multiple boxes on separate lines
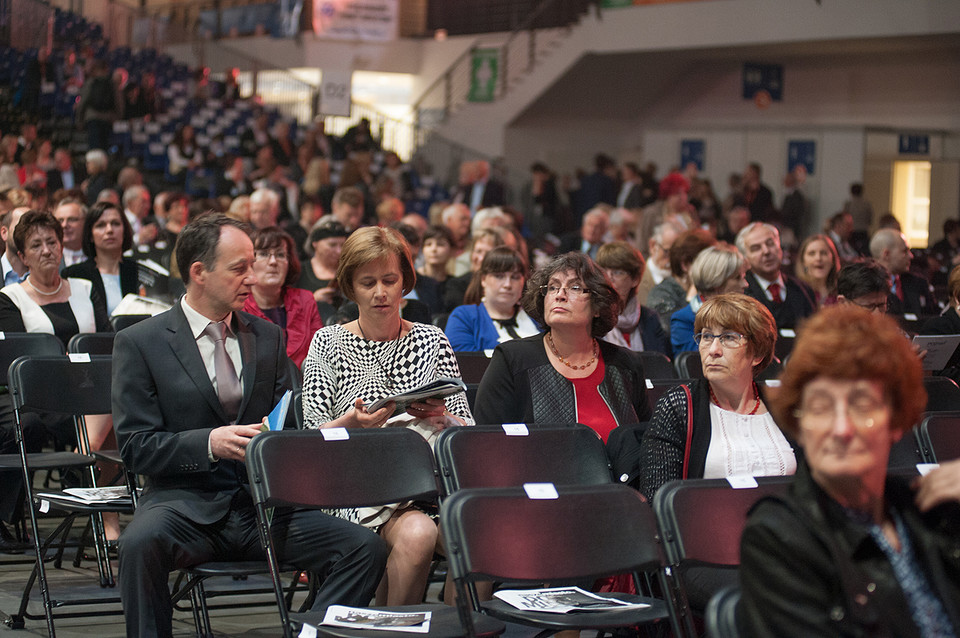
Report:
737,222,816,330
870,227,937,316
113,214,386,638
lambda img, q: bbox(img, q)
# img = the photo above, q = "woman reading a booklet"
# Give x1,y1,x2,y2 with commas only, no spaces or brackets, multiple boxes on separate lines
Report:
301,226,472,606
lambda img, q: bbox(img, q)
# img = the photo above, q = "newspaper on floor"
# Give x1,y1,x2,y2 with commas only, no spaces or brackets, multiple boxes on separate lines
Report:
494,586,651,614
316,605,431,633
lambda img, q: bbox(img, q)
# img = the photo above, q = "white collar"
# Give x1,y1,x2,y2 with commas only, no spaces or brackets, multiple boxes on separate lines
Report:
181,295,234,341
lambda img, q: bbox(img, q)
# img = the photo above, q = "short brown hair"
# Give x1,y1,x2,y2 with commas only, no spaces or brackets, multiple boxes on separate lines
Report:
522,252,622,338
596,241,645,280
336,226,416,301
694,293,777,375
251,226,301,287
769,305,924,438
14,210,62,254
464,246,528,305
669,229,717,279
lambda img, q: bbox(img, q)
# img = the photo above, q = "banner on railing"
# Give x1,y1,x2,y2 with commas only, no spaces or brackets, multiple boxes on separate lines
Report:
313,0,398,41
468,49,499,103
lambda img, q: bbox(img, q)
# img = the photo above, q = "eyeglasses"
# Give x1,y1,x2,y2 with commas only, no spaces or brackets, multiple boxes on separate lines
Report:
255,250,288,262
850,299,888,313
540,283,590,298
794,393,887,428
694,332,748,348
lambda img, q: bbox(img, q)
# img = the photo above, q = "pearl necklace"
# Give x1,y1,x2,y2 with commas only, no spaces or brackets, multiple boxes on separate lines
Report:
709,381,761,415
25,276,63,297
546,332,598,370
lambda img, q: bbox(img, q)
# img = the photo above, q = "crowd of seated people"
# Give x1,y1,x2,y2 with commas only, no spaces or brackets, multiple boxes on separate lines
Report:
1,23,960,632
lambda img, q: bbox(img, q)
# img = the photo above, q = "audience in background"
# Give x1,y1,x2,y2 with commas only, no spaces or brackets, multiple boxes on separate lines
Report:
738,222,816,330
870,228,937,316
794,233,841,307
647,228,717,334
596,241,669,355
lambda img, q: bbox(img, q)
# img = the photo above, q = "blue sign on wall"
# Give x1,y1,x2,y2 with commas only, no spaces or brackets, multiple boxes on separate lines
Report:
787,140,816,176
742,63,783,101
680,140,705,172
898,134,930,155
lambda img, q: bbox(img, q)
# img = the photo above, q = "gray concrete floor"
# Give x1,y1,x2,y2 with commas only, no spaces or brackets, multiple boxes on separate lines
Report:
0,511,459,637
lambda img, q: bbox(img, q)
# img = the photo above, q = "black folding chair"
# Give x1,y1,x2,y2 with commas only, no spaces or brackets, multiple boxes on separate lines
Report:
922,376,960,412
918,413,960,463
653,477,793,638
455,352,492,385
246,428,503,638
637,351,675,380
442,484,671,638
67,332,115,356
705,586,741,638
7,355,135,636
434,423,611,496
646,379,696,410
109,314,151,331
673,351,703,379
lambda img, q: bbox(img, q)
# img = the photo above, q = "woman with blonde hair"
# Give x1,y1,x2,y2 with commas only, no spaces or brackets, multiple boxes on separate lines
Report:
795,233,841,307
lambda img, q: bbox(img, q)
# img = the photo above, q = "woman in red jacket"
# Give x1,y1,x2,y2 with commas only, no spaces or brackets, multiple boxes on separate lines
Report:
243,226,322,368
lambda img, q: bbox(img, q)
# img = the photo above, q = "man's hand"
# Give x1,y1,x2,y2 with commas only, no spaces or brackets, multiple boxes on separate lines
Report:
210,424,262,461
914,459,960,512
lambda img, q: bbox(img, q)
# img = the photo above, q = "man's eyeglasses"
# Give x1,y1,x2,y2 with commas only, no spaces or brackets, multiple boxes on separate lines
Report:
849,299,888,313
694,332,748,349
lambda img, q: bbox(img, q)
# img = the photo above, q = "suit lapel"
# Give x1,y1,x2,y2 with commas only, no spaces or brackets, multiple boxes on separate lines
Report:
167,303,229,422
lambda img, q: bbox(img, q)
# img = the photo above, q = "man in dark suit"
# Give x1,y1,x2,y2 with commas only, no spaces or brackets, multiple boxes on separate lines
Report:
870,227,937,316
616,162,645,210
742,162,776,224
452,160,506,214
45,148,84,194
558,207,609,260
737,222,816,330
573,153,617,221
113,214,387,638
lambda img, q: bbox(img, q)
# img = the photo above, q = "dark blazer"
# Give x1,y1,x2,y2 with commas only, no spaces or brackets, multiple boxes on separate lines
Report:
452,179,507,210
62,258,140,318
621,183,644,209
45,164,85,194
888,270,938,316
741,461,960,637
744,271,816,330
112,302,292,524
474,333,652,428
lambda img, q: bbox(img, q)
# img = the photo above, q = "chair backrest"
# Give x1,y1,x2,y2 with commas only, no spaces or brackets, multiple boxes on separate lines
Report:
705,586,741,638
110,314,151,331
434,424,611,495
638,351,675,380
455,351,492,385
923,376,960,413
246,428,439,510
0,333,65,384
653,477,793,567
919,413,960,463
9,355,113,416
68,332,116,355
673,351,703,379
442,484,664,583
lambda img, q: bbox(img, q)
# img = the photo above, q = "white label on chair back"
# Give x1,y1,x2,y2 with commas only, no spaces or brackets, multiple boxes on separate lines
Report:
483,348,494,357
727,476,759,489
0,332,5,339
917,463,940,476
765,379,781,388
645,379,653,389
298,623,317,638
321,428,349,441
904,313,918,321
779,328,796,338
524,483,559,499
502,423,528,436
68,353,91,363
39,499,49,513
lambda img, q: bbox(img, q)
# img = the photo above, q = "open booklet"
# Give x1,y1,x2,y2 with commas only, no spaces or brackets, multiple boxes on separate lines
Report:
493,586,651,614
36,486,137,505
315,605,431,634
911,334,960,371
367,377,467,417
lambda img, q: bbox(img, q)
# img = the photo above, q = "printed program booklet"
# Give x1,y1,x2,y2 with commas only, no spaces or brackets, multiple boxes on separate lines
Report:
316,605,431,633
367,377,467,417
493,586,651,614
37,486,136,504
